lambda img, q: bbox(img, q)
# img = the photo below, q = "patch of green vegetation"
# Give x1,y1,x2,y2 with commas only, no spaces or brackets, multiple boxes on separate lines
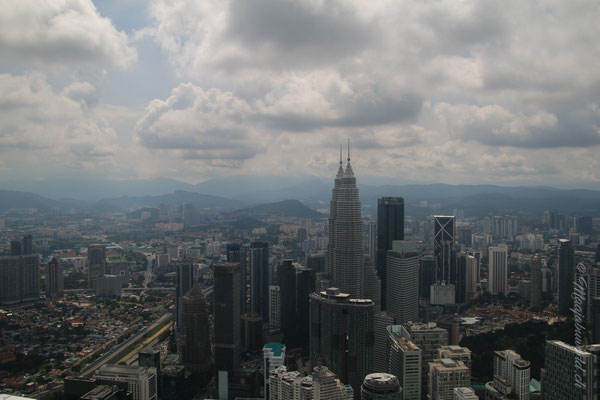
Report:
461,319,574,383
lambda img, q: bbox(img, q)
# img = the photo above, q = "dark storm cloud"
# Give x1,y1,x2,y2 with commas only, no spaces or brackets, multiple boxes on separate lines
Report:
226,0,374,66
261,93,422,132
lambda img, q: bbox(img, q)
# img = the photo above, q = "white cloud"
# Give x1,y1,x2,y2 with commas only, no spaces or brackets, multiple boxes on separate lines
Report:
0,73,118,175
0,0,136,70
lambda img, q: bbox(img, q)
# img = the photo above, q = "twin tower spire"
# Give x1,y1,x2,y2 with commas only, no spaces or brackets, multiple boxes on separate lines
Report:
337,139,354,179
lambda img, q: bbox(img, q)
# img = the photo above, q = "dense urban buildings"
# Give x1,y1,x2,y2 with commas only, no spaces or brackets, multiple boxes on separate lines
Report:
387,327,422,400
45,257,63,301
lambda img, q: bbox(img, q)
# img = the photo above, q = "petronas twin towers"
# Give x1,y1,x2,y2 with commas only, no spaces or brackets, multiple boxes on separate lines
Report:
327,143,380,302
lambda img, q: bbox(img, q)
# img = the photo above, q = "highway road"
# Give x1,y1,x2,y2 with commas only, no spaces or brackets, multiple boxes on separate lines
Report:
80,312,172,378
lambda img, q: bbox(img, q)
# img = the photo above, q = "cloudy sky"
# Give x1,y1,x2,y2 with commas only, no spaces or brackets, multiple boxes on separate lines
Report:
1,0,599,189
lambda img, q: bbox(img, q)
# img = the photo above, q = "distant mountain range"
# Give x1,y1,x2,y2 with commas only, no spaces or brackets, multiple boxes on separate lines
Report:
2,176,600,217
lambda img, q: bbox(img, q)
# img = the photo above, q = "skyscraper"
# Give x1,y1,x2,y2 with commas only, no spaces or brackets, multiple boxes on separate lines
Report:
420,255,436,301
368,221,377,265
465,254,478,301
87,244,106,288
249,241,270,322
388,327,422,400
0,253,40,305
46,257,63,301
543,341,596,400
433,216,456,285
327,145,365,298
214,262,242,377
279,260,297,347
296,265,316,346
558,239,575,315
310,288,375,399
386,241,418,324
373,311,395,373
22,234,33,255
530,256,542,310
175,260,194,339
180,284,211,374
488,245,508,295
455,253,467,303
377,197,404,311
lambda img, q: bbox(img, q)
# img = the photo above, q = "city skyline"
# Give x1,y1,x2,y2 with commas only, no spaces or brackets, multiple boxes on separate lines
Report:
1,1,600,190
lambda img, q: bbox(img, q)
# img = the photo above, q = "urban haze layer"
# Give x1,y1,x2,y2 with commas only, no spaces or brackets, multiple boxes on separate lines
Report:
2,148,600,399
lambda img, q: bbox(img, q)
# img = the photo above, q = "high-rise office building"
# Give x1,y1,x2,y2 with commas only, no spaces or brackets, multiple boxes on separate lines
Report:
297,266,316,346
175,260,194,339
368,221,377,265
433,216,456,285
10,240,21,256
180,284,211,374
428,359,470,400
396,322,448,396
530,256,542,310
279,260,297,347
269,285,281,330
377,197,404,311
0,253,40,305
327,146,365,298
307,252,327,273
455,254,467,303
465,254,478,301
488,245,508,295
543,341,596,400
46,257,63,301
373,311,395,373
360,373,402,400
310,288,375,399
87,244,106,288
595,242,600,264
22,234,33,255
388,327,422,400
214,262,242,378
558,239,575,315
250,241,270,322
241,312,263,353
420,255,436,301
386,241,418,324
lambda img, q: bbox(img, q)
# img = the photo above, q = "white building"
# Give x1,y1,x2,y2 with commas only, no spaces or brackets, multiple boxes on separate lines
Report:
94,364,157,400
264,342,286,400
428,359,470,400
388,329,422,400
